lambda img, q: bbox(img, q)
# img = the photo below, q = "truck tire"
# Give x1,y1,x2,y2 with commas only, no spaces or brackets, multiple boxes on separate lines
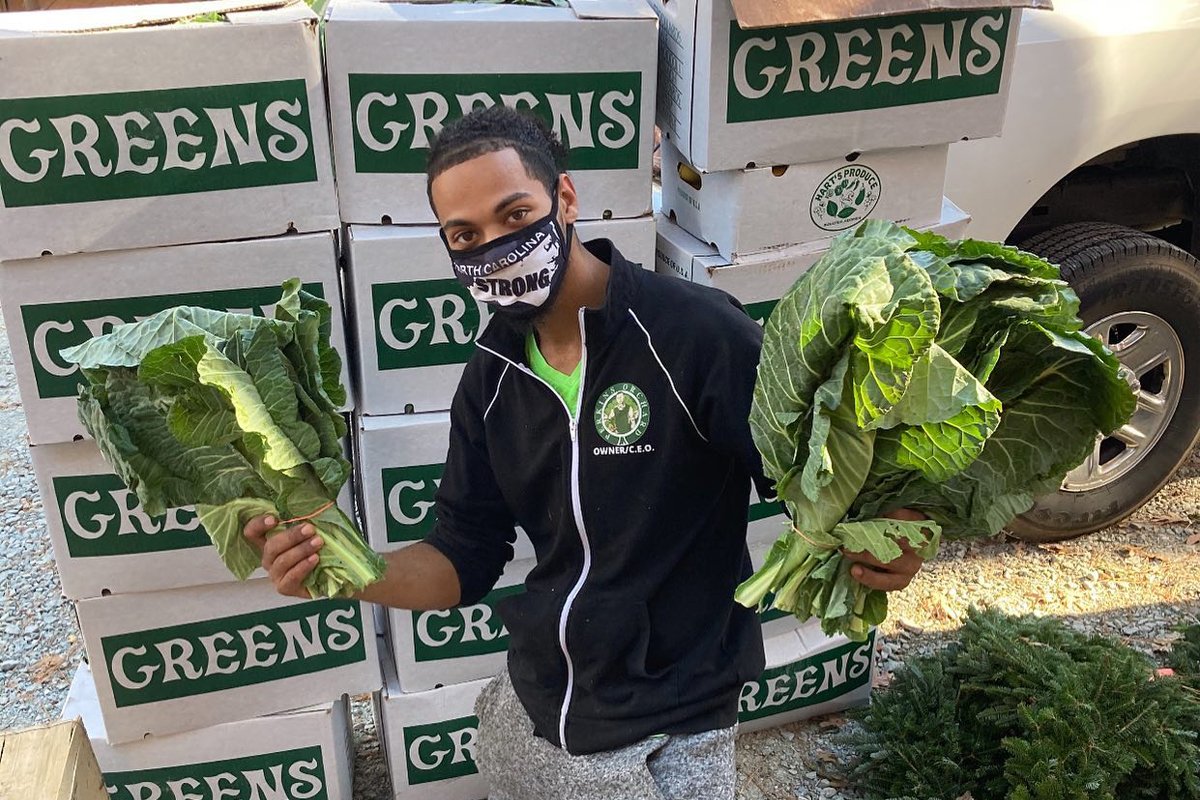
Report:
1006,222,1200,542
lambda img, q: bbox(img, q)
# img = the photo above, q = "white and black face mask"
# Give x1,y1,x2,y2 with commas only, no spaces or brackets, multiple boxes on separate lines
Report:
443,191,573,320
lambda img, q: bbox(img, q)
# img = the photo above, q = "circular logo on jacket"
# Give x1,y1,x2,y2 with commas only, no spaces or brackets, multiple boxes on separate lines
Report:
594,383,650,446
810,165,882,231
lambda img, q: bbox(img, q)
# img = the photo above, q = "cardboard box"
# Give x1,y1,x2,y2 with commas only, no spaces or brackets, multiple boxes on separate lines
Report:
345,215,655,415
76,578,381,744
353,412,536,562
650,0,1046,172
654,197,971,321
748,495,788,547
376,650,490,800
324,0,657,225
31,438,358,600
737,619,879,734
0,1,339,260
0,232,352,446
62,662,355,800
0,719,107,800
661,138,948,260
390,556,532,694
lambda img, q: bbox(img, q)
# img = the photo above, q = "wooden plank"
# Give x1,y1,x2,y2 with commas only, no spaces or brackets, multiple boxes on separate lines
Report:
0,720,108,800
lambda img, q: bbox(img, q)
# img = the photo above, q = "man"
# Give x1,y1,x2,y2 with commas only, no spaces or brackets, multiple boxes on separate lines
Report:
244,106,926,799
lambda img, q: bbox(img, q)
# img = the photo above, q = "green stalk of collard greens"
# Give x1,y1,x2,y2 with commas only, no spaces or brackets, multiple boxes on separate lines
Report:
60,279,386,599
737,221,1136,641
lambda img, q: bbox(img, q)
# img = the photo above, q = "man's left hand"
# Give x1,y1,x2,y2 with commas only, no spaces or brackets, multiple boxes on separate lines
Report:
841,508,929,592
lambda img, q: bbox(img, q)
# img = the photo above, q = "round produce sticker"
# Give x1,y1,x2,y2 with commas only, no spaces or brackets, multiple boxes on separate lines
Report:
810,165,882,231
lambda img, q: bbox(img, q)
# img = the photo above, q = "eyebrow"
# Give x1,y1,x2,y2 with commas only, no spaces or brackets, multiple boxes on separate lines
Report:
443,191,534,230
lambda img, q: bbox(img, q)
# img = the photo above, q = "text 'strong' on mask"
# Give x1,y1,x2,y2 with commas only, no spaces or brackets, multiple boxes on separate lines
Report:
443,190,573,320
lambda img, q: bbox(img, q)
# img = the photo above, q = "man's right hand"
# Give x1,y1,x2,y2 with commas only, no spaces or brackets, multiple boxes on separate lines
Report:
243,515,324,599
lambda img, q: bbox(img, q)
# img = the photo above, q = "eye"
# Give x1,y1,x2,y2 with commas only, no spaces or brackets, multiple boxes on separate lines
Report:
451,230,477,248
508,208,531,224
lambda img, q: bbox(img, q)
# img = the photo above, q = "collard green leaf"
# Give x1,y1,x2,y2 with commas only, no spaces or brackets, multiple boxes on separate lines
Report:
195,340,309,473
312,455,352,498
751,223,915,489
237,324,323,461
836,518,942,563
274,278,347,411
904,228,1061,280
790,353,875,533
167,385,240,447
295,382,347,460
871,344,1002,481
848,250,940,428
60,306,274,369
139,336,208,390
197,497,278,581
82,369,265,516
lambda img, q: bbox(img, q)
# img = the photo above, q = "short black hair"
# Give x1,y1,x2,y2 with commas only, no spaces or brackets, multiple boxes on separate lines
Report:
426,105,568,209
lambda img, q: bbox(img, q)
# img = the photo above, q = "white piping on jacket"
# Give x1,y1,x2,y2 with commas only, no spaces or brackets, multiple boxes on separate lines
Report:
628,309,708,442
483,363,509,420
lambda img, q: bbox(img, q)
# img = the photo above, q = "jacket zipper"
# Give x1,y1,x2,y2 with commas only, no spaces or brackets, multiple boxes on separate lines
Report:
555,308,591,753
474,310,591,752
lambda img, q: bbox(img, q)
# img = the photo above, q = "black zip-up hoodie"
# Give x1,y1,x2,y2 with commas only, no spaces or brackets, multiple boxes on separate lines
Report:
425,239,769,756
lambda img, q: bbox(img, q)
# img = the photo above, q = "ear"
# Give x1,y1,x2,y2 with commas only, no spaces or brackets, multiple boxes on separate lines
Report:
558,172,580,226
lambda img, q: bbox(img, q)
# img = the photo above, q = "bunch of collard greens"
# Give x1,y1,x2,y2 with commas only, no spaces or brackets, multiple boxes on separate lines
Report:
61,279,385,599
737,221,1136,640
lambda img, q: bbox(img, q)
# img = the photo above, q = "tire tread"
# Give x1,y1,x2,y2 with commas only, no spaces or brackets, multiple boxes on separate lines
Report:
1020,223,1200,288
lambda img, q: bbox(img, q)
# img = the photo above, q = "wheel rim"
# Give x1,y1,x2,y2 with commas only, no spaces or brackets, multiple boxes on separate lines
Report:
1062,311,1185,493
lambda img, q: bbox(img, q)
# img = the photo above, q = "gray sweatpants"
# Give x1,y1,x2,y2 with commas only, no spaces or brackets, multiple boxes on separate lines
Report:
474,670,737,800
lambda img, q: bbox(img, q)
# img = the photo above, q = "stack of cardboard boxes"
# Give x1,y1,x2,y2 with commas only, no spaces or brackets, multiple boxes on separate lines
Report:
650,0,1032,300
321,1,657,796
0,4,377,798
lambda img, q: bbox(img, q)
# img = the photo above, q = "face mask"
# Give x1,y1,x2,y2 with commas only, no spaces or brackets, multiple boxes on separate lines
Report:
443,191,572,320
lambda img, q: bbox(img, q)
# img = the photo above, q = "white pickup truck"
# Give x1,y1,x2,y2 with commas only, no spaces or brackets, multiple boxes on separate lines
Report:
945,0,1200,541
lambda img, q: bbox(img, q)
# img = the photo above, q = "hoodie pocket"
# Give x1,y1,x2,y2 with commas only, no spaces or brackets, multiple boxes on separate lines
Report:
497,589,564,691
565,596,673,715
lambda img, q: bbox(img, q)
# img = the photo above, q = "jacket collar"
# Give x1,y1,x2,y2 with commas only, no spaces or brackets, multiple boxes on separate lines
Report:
476,238,641,364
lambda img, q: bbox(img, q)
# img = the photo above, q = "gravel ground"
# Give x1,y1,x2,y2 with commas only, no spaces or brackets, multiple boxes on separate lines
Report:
0,313,82,733
0,310,1197,800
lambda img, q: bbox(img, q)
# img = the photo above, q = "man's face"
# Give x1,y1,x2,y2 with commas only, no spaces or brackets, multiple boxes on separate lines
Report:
431,147,574,252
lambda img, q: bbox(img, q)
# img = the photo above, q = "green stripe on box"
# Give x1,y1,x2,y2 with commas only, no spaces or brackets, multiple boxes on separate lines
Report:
102,746,329,800
412,583,524,662
0,80,318,207
22,282,325,401
53,474,209,558
726,10,1010,122
101,601,366,707
349,72,642,173
402,714,480,785
738,629,875,722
